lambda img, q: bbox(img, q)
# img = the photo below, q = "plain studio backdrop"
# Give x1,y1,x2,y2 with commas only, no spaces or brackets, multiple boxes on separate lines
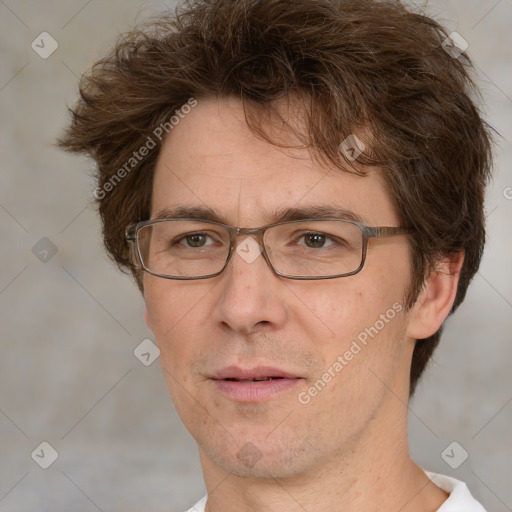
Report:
1,1,511,511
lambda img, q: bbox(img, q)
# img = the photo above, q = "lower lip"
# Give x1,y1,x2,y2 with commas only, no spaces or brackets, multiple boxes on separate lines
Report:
212,378,302,402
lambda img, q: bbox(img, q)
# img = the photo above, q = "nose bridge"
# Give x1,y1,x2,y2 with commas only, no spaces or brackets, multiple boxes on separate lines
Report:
234,225,264,239
227,225,270,270
214,227,287,333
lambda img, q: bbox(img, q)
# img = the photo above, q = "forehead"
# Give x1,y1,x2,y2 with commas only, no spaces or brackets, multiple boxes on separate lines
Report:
151,97,398,226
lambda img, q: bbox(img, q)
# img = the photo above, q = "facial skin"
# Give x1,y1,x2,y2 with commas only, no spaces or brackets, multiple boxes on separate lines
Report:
142,97,462,512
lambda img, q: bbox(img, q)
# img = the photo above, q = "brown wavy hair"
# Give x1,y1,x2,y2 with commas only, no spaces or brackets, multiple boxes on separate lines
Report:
58,0,493,395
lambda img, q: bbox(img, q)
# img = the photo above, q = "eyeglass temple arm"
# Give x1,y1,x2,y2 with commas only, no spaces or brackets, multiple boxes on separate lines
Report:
366,226,413,238
125,224,137,241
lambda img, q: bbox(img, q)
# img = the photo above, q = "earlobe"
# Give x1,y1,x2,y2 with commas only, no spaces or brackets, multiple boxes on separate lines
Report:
406,251,465,340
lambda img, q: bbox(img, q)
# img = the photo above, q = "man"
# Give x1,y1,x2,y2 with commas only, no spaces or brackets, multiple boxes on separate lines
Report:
59,0,493,510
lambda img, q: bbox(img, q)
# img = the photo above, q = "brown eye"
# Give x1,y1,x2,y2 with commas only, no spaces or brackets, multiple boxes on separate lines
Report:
183,234,208,247
304,233,327,248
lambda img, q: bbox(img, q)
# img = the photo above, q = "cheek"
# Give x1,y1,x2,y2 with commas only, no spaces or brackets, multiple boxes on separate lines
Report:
292,278,409,382
144,276,208,331
305,299,409,417
143,282,211,419
290,279,397,346
143,279,209,370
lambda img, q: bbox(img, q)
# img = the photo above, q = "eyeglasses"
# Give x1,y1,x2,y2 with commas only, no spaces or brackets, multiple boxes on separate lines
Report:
125,218,412,280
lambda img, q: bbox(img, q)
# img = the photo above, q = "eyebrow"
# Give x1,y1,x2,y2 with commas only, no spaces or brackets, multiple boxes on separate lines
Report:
152,204,366,225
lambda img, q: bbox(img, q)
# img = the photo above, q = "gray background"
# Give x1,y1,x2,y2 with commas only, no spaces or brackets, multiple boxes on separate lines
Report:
0,1,511,511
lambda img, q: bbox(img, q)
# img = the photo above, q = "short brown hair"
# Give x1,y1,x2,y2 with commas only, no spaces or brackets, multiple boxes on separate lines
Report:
59,0,493,395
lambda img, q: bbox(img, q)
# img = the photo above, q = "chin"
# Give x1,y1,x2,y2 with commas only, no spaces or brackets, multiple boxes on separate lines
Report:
199,428,323,480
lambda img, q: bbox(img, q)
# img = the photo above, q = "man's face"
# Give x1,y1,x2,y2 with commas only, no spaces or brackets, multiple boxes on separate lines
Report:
143,97,415,478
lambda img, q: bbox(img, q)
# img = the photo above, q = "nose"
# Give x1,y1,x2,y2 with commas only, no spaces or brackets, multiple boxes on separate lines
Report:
211,236,288,335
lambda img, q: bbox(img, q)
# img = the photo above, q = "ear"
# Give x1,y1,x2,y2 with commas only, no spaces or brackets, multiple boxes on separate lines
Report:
406,250,465,340
143,306,153,330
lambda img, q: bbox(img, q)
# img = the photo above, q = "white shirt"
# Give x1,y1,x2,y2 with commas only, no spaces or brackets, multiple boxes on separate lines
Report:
185,472,486,511
426,472,487,512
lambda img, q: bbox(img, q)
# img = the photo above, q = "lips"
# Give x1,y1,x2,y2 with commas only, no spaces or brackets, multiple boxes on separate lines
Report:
210,366,303,402
212,366,301,381
224,378,280,385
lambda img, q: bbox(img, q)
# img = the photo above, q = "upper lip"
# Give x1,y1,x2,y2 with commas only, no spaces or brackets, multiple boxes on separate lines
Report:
211,366,302,380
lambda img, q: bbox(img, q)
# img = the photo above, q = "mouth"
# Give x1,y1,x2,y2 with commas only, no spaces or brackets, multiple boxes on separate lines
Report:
224,377,280,382
210,366,304,402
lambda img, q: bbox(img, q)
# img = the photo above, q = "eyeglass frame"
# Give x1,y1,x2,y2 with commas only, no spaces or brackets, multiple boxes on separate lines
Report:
125,217,413,281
